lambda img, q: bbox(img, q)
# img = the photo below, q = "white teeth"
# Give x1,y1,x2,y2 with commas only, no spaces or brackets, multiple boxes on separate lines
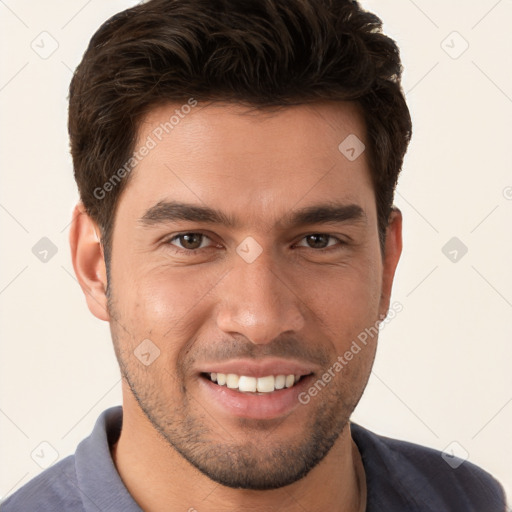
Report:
256,375,275,393
238,376,257,392
208,373,302,393
274,375,286,390
226,374,240,389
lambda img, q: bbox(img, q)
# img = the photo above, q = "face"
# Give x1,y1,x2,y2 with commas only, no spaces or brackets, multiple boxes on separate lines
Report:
95,101,401,489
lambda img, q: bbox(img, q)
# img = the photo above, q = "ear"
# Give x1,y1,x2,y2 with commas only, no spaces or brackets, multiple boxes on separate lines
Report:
379,207,403,318
69,203,110,321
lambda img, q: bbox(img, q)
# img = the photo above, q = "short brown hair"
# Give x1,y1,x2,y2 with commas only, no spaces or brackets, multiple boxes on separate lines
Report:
69,0,412,268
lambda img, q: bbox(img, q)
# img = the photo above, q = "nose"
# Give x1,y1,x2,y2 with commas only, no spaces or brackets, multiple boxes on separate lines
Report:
215,248,305,345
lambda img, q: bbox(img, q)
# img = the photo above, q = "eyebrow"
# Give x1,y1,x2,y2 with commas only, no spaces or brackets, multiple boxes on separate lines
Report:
139,201,236,227
138,200,366,229
280,202,366,228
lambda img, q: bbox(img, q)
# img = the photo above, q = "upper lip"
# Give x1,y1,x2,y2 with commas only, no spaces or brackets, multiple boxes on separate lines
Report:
197,357,317,378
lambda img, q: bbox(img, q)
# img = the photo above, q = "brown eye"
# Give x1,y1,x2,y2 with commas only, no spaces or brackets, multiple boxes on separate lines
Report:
304,234,331,249
169,233,210,251
295,234,344,251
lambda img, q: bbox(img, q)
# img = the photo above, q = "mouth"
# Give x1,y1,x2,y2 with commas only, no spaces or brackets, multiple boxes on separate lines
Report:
201,372,310,394
196,358,318,419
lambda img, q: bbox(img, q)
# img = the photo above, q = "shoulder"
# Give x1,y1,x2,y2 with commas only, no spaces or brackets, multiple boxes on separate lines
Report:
1,455,85,512
351,422,507,511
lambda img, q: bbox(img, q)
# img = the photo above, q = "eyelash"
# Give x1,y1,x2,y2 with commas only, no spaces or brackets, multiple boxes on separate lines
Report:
164,232,345,255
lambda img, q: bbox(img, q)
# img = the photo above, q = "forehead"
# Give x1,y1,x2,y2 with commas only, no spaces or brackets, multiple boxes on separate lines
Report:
119,100,375,229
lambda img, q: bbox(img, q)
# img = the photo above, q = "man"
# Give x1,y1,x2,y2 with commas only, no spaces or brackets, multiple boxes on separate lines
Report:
3,0,506,510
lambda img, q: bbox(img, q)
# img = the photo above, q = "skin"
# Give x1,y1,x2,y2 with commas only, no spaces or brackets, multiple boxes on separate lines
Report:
70,100,402,512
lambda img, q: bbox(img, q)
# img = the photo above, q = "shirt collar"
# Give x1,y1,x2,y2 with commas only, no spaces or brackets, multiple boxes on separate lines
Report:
75,406,142,512
351,422,450,512
73,407,451,512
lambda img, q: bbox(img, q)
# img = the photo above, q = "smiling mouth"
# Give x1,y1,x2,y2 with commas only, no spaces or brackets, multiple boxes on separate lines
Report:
201,372,311,394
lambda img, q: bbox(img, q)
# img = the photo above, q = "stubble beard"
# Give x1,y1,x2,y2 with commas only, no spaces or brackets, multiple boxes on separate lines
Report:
108,296,372,490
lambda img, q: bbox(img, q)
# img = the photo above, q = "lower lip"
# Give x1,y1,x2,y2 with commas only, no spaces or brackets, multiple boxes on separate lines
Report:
198,375,313,420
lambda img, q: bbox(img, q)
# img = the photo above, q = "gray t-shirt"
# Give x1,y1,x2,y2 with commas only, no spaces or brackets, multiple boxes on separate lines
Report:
2,406,506,511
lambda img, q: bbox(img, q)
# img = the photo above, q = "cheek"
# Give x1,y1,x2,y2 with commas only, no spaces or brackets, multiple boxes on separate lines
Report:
308,266,381,398
299,255,382,331
119,264,224,341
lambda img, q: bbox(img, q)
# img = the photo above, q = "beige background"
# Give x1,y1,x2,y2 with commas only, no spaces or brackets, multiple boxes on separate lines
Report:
1,0,511,504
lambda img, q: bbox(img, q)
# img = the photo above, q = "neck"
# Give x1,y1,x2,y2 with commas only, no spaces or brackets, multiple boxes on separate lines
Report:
112,394,364,512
